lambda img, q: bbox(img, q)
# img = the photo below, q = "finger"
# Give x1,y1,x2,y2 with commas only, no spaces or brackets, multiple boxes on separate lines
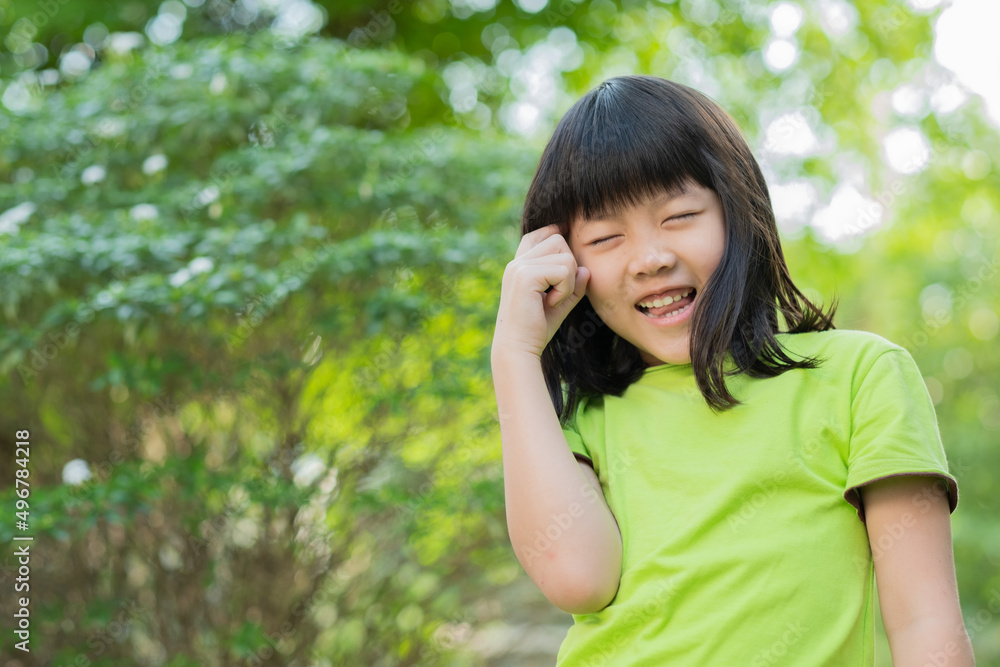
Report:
542,262,575,309
573,265,590,298
514,251,577,270
516,253,577,298
511,264,572,301
517,223,564,255
549,265,590,315
517,230,570,260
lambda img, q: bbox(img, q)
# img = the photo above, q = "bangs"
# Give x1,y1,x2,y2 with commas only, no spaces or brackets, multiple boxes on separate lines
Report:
525,76,716,233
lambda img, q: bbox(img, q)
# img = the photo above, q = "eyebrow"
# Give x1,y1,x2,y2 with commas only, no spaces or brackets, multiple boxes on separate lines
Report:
580,184,693,225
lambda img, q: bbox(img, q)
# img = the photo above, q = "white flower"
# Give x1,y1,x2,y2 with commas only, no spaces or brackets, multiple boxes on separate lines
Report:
95,117,126,138
188,256,214,275
170,63,193,79
168,268,191,287
59,50,93,78
209,72,227,95
158,543,183,570
130,203,158,221
62,459,92,485
291,453,326,487
0,202,36,235
106,32,145,54
270,0,325,41
146,13,183,47
195,185,219,206
81,165,106,185
142,154,168,175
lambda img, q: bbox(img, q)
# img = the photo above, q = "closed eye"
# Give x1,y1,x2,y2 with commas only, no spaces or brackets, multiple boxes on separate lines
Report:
588,213,697,246
589,235,619,246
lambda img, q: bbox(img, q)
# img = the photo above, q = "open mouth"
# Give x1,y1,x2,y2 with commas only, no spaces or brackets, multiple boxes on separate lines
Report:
636,287,696,319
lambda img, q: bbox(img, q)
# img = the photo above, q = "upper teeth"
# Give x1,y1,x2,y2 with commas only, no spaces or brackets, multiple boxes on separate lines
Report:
639,289,692,309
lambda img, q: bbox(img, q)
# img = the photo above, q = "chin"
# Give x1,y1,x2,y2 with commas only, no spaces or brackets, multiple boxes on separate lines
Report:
649,357,690,367
640,349,690,366
640,336,690,360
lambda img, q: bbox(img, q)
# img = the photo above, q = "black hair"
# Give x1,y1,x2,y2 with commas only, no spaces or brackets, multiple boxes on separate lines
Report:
520,75,838,421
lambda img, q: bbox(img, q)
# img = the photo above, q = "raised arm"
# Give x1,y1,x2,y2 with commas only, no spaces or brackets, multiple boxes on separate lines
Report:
491,224,623,615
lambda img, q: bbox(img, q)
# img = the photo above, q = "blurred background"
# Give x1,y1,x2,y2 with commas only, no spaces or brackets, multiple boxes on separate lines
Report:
0,0,998,664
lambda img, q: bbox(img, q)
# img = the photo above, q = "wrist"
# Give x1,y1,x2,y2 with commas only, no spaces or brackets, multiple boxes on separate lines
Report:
491,342,544,369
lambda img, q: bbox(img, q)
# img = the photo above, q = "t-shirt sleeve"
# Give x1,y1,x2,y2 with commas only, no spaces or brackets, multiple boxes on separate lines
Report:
844,347,959,522
563,402,594,466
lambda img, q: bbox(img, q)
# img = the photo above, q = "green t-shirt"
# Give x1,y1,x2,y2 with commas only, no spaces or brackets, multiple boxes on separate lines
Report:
557,329,958,666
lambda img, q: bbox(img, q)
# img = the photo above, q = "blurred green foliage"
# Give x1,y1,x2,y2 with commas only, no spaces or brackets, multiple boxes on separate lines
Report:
1,0,999,665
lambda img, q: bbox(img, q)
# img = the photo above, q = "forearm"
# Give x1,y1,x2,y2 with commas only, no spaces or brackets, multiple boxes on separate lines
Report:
492,347,622,613
887,616,975,667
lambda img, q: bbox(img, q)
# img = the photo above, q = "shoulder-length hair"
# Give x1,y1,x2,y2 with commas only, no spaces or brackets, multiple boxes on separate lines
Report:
521,75,838,421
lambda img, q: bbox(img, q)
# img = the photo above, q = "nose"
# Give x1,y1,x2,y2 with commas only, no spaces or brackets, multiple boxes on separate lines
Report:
627,237,676,277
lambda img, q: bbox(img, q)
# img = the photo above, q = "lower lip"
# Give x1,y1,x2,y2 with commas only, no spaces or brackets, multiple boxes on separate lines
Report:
637,292,696,328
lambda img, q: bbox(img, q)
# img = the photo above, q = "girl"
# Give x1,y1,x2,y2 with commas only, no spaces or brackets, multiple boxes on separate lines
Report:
491,76,974,666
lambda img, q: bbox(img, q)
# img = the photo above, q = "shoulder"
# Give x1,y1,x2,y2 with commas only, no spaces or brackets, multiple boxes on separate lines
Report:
776,328,908,370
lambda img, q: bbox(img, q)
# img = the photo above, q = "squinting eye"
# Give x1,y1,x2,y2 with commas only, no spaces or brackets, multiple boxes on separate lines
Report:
588,214,696,246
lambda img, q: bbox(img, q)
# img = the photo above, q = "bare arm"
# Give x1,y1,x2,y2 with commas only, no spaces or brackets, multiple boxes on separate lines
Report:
491,223,623,615
493,348,623,614
859,475,974,666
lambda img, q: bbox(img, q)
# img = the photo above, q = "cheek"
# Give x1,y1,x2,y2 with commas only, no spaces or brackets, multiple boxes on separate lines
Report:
587,280,630,320
686,237,724,278
704,244,725,274
704,220,727,269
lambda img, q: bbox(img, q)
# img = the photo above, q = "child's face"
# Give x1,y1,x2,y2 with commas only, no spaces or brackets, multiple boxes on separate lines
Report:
567,180,726,366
